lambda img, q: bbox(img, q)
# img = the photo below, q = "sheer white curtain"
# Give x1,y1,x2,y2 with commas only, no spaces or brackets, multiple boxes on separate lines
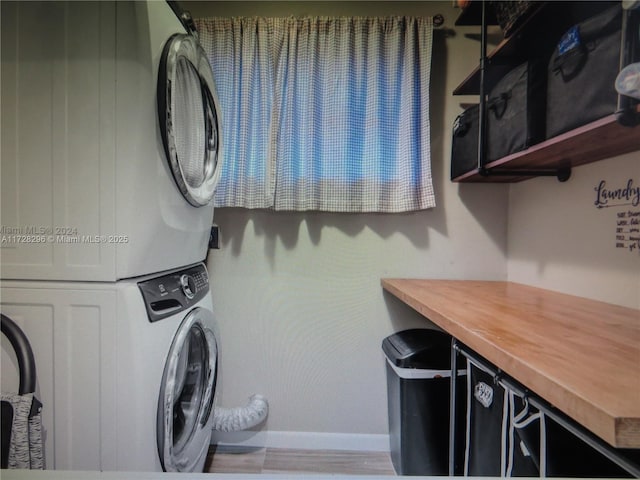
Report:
197,16,435,212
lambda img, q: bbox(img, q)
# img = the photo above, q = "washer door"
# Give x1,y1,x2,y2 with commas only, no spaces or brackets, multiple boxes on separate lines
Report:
157,307,218,472
158,34,223,207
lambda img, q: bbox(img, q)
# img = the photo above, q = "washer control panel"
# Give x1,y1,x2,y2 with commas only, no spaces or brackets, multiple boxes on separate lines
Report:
138,263,209,323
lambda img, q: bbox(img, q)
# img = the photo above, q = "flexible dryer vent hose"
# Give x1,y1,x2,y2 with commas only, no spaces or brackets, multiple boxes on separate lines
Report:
212,394,269,432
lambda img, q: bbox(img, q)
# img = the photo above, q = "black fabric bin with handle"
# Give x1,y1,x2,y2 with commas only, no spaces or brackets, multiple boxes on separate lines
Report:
486,59,546,162
450,58,546,180
464,354,541,477
546,4,622,138
544,415,637,478
465,360,505,476
450,104,480,180
382,328,464,476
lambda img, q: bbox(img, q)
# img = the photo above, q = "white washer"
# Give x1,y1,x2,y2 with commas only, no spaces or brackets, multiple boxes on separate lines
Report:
0,263,219,472
0,1,223,281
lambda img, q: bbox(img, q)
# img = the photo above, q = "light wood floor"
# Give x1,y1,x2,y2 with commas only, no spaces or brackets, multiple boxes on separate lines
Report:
204,446,397,476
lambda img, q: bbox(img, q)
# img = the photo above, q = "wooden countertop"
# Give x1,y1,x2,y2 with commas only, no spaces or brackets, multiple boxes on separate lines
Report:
381,279,640,449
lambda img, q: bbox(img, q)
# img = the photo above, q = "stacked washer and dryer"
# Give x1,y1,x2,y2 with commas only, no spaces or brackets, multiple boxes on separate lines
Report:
1,1,223,472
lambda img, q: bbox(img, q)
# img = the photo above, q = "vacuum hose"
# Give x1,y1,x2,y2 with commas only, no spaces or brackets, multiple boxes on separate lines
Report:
212,394,269,432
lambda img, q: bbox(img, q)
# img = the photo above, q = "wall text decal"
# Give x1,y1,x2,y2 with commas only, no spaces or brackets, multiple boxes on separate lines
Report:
594,179,640,209
595,179,640,253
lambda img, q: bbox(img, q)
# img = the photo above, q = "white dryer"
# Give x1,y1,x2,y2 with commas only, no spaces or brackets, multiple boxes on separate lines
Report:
0,1,223,281
0,263,219,472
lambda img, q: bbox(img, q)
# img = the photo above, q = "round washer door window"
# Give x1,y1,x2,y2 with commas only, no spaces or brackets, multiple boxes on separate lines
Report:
157,307,218,472
158,34,223,207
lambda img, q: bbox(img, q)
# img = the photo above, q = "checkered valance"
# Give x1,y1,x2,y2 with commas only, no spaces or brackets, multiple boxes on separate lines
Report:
197,16,435,212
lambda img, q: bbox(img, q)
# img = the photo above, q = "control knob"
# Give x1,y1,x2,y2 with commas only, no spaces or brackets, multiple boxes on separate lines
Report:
180,274,196,299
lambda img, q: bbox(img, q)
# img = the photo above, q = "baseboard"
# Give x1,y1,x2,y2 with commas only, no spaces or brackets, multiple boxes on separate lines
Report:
211,430,390,452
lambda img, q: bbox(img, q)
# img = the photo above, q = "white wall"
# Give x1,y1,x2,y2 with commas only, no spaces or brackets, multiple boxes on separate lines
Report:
192,0,639,450
507,152,640,309
190,1,510,445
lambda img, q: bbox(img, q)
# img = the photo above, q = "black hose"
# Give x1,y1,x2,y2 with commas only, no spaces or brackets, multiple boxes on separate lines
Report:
1,314,37,395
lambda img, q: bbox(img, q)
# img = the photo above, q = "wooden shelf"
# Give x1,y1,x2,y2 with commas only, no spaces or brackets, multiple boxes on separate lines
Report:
452,114,640,182
451,1,639,183
381,279,640,449
453,2,616,95
453,1,545,95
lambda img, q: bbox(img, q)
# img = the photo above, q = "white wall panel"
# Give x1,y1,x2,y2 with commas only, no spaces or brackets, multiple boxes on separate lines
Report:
0,287,117,470
0,1,117,280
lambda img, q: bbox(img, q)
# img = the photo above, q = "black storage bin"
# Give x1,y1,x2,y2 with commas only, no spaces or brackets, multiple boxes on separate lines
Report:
464,357,541,477
544,415,639,478
507,392,541,477
451,59,546,179
546,4,623,138
382,329,464,476
465,359,506,476
486,60,546,162
451,104,479,180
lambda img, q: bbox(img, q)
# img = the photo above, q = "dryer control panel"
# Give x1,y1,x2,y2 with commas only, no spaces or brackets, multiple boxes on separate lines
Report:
138,263,209,323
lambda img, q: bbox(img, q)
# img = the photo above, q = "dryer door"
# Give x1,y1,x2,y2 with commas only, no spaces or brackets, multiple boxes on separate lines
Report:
158,34,223,207
157,307,218,472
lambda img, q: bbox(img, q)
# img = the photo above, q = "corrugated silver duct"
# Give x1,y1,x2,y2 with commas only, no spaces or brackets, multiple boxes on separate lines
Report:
212,394,269,432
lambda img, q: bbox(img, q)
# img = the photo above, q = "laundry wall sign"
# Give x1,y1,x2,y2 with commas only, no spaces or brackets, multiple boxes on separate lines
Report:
594,178,640,253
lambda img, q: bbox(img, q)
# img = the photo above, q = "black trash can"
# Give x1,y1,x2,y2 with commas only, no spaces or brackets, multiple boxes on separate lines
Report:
382,328,463,476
